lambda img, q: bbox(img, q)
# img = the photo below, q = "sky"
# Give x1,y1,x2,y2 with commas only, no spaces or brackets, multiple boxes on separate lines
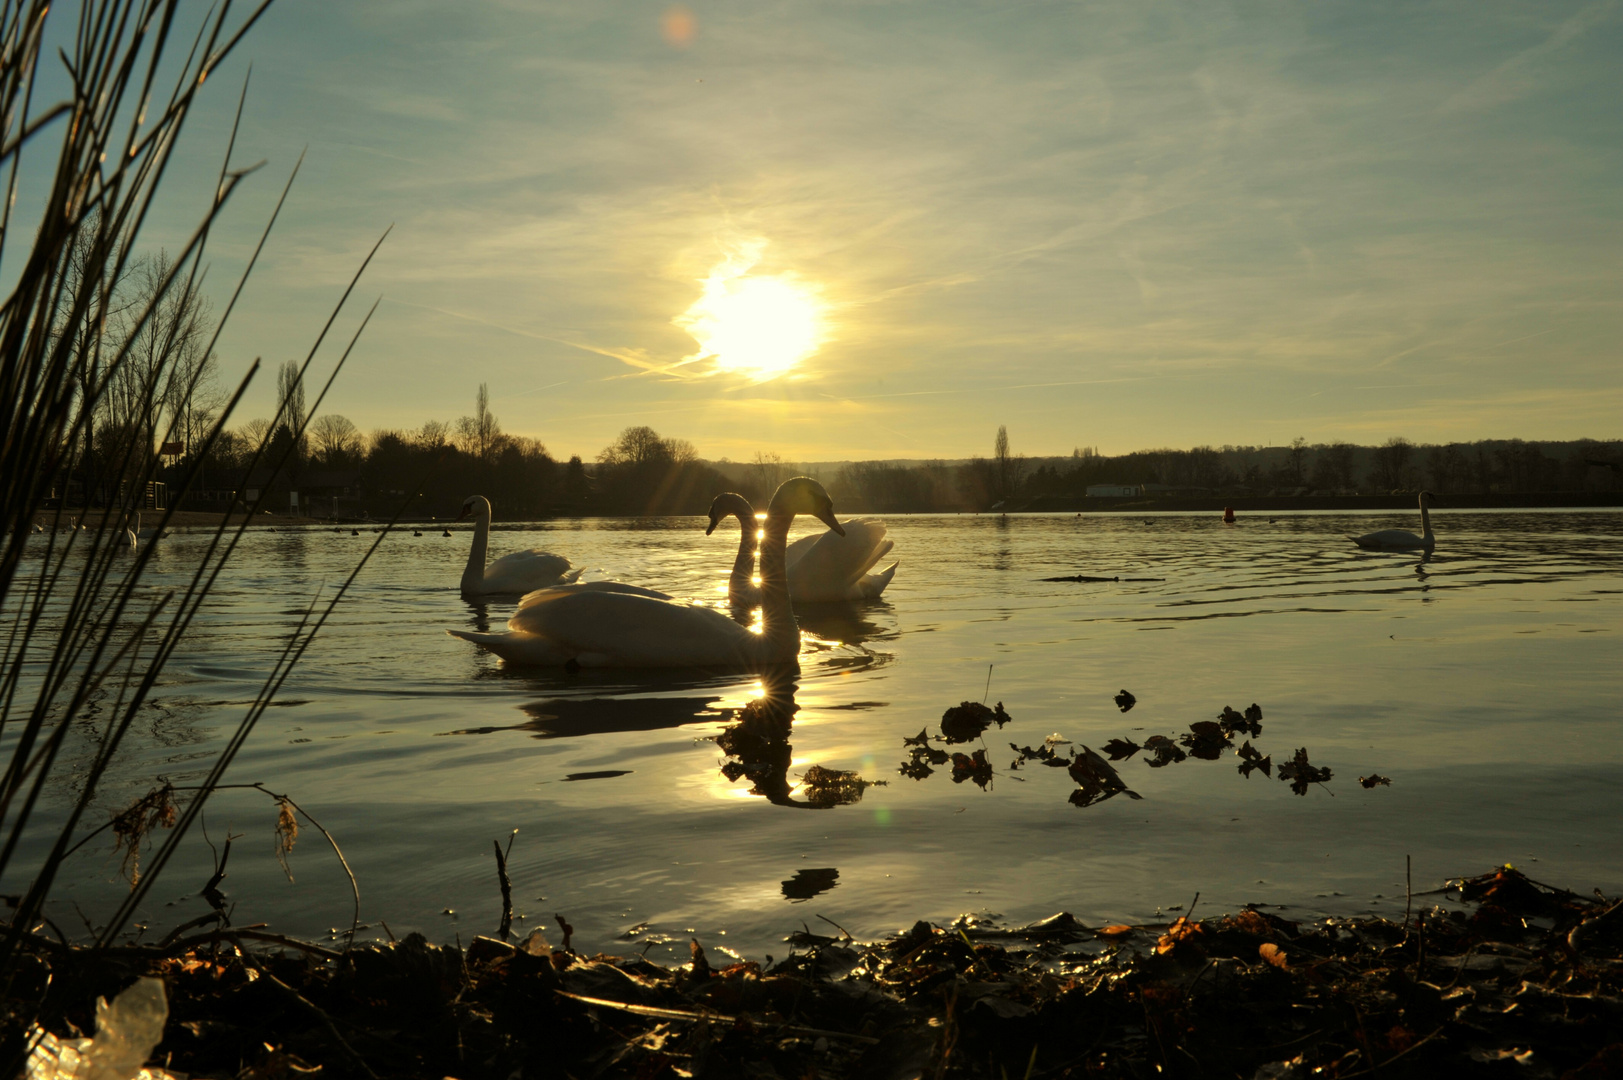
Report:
53,0,1623,460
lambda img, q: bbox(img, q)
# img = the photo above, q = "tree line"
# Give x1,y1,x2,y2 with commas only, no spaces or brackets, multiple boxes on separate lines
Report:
182,387,734,518
817,433,1621,513
174,404,1622,519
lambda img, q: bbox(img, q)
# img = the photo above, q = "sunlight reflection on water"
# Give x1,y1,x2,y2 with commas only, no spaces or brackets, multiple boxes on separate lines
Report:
13,509,1623,960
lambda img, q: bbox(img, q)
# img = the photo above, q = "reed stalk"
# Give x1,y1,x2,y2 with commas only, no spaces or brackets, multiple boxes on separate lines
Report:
0,0,387,1054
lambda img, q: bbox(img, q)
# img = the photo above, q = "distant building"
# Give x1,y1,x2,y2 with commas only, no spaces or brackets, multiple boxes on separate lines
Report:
1086,484,1142,498
1141,483,1212,497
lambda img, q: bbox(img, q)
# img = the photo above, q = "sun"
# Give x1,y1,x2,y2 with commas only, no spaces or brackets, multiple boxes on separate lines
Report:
674,249,825,379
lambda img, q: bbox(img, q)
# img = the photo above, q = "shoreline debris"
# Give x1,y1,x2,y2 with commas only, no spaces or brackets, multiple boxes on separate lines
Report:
10,866,1620,1079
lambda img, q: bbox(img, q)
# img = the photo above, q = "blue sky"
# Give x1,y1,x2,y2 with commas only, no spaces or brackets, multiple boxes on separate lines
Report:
100,0,1623,459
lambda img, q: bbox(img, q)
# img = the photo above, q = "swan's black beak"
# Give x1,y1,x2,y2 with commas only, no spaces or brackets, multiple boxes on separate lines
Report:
817,504,845,536
705,516,719,536
455,506,472,522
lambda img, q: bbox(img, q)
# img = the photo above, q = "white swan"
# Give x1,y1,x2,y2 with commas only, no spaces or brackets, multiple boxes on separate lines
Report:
1352,491,1436,551
446,477,843,668
520,579,675,602
456,495,583,594
707,492,898,605
124,513,139,550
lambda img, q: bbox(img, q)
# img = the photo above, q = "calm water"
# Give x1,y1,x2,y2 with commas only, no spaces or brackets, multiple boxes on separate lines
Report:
15,509,1623,961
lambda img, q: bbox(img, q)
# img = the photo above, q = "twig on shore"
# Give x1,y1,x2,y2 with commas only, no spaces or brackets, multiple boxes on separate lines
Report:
493,831,516,942
556,991,880,1044
237,948,379,1079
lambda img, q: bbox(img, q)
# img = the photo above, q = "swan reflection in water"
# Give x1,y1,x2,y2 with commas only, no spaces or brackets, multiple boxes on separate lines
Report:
444,673,881,810
462,597,494,634
791,600,895,649
714,675,880,810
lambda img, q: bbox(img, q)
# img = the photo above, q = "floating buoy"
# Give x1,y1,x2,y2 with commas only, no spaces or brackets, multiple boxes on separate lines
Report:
1222,506,1236,523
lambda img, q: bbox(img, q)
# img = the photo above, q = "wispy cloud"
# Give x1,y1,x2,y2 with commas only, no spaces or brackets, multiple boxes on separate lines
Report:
1440,1,1618,114
182,0,1622,458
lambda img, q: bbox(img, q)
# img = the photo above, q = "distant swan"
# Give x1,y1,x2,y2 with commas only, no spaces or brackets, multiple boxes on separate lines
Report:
1352,491,1436,551
446,477,843,668
707,492,898,605
124,513,139,550
457,495,583,595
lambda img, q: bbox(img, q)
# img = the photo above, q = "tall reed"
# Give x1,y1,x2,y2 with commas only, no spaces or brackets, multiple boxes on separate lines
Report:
0,0,388,1049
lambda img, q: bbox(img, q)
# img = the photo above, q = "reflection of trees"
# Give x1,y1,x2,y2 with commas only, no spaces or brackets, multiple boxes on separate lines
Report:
714,677,878,809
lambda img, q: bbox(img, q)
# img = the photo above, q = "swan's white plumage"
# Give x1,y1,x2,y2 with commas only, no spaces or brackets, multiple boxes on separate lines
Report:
489,590,761,667
709,495,898,605
1351,491,1436,551
457,495,582,594
519,580,674,603
786,518,896,602
448,477,843,668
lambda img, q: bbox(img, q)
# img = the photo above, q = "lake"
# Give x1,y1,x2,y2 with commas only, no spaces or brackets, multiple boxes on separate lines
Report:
17,508,1623,963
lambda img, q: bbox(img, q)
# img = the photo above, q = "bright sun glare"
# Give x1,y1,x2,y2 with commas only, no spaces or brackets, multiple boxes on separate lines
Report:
674,247,825,379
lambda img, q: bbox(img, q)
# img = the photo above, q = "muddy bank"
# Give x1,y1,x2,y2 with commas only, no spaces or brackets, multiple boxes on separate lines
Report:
11,866,1622,1078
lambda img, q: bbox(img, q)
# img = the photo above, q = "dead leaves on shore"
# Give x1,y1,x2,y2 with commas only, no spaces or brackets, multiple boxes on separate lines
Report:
32,865,1617,1080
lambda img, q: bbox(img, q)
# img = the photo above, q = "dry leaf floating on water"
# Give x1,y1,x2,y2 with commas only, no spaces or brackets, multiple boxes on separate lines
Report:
1279,748,1333,795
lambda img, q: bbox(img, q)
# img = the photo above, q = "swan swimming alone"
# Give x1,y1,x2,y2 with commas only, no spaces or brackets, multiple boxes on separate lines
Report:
446,477,843,668
1351,491,1436,551
456,495,583,594
706,492,897,605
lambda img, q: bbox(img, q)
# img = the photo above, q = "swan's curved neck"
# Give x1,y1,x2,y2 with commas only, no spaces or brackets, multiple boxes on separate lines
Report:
729,510,757,604
1420,497,1432,541
462,505,491,591
756,508,800,658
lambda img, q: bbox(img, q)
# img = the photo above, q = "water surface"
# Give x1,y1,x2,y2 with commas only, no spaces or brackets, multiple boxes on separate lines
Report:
19,509,1623,961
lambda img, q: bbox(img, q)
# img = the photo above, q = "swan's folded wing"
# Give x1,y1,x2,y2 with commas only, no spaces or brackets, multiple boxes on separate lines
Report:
506,590,758,666
855,561,898,599
483,549,573,590
788,520,891,595
518,580,673,605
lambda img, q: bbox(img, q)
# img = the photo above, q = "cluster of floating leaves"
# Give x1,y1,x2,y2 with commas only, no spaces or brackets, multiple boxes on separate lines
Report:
1066,700,1340,798
900,694,1361,806
901,701,1011,787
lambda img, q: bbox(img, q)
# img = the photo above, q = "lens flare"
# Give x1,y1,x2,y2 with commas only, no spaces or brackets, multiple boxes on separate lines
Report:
661,5,696,47
675,245,825,380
